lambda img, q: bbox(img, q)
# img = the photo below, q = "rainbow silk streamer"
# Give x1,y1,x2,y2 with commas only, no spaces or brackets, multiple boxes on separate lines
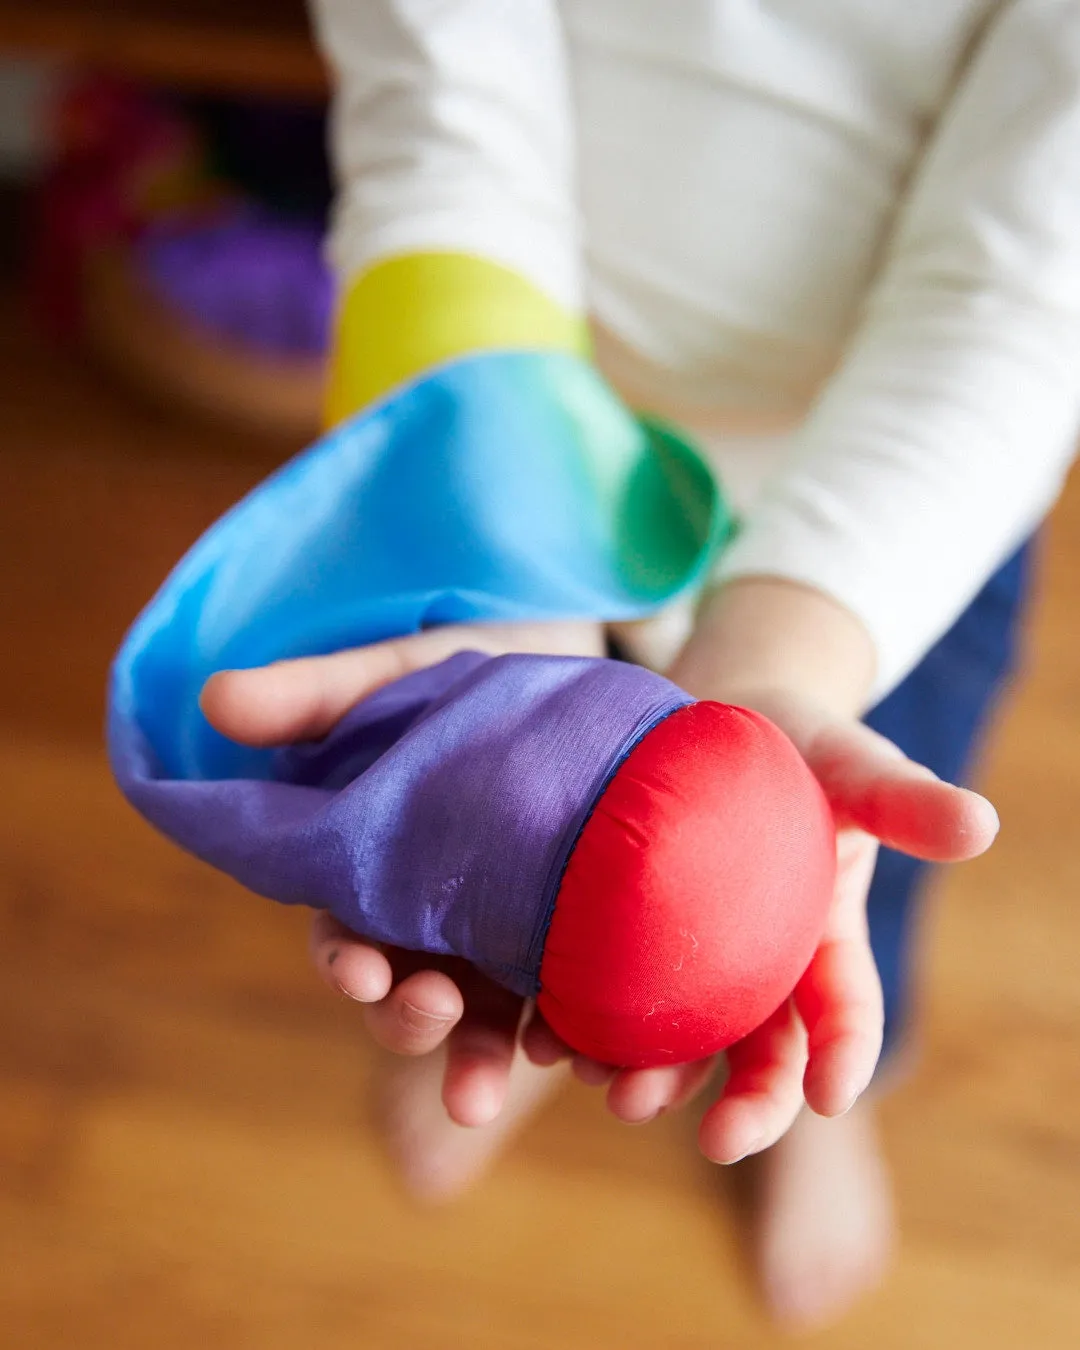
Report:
109,350,731,996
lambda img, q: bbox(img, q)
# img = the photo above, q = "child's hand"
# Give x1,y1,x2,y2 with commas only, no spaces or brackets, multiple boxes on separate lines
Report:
201,580,999,1164
200,619,604,1128
521,579,1000,1162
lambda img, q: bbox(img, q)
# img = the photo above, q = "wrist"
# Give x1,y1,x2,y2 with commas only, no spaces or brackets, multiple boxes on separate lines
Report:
670,576,877,720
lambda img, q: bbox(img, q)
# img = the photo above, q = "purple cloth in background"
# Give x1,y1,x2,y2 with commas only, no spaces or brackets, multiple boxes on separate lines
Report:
113,651,690,995
136,209,332,356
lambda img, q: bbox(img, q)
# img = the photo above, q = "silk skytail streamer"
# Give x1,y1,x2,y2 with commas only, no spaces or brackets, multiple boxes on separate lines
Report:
109,350,834,1066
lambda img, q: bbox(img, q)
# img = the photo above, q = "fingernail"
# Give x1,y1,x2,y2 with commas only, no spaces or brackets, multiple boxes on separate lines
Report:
336,980,376,1003
807,1070,866,1117
626,1110,660,1127
720,1133,765,1165
842,1068,875,1112
399,1000,455,1030
335,972,388,1004
977,797,1001,836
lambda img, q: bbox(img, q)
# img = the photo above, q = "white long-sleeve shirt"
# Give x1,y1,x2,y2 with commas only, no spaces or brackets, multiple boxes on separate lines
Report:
311,0,1080,697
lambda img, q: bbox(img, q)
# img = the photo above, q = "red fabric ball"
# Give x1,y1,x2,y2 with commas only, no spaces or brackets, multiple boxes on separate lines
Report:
536,701,836,1068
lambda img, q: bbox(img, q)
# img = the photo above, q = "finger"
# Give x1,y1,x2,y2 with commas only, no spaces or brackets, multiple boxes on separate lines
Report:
309,912,393,1003
808,721,1000,861
606,1057,716,1124
200,634,439,747
794,830,883,1114
520,1008,575,1067
698,1002,808,1163
666,1057,719,1111
795,837,885,1116
362,968,464,1056
442,980,525,1127
796,931,885,1117
873,778,998,862
572,1055,617,1088
607,1066,681,1123
200,620,604,748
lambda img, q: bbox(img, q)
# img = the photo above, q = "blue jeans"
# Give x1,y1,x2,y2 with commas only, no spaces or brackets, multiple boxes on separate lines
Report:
866,543,1032,1060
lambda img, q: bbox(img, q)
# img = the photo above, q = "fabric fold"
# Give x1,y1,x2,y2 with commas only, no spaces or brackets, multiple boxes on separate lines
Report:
108,349,725,989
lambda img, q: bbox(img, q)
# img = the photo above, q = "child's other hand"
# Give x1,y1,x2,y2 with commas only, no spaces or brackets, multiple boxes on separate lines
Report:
200,619,604,1129
522,579,1001,1162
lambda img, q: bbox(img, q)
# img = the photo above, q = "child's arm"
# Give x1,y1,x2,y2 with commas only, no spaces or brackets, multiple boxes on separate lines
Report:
310,0,587,424
587,7,1080,1158
577,6,1080,1153
713,0,1080,700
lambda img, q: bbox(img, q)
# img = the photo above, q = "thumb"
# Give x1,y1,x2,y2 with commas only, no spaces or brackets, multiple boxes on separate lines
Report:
200,630,464,747
808,720,1000,863
199,619,604,748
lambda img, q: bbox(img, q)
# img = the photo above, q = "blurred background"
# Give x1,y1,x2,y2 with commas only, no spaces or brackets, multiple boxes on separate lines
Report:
0,4,1078,1348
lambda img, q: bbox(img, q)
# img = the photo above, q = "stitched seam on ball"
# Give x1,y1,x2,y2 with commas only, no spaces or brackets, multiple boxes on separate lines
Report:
523,697,694,996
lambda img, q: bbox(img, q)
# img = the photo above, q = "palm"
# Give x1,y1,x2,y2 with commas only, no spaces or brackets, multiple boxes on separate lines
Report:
203,618,601,1128
527,690,997,1161
202,623,997,1152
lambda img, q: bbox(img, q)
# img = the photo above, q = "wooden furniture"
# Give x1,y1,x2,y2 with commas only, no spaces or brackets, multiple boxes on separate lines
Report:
0,0,326,98
83,248,326,439
0,1,331,434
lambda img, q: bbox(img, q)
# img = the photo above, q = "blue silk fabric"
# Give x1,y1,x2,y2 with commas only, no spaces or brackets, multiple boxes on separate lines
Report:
108,351,727,992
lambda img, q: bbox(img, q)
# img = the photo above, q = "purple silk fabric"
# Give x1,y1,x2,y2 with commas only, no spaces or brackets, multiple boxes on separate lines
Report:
112,651,690,995
137,210,332,356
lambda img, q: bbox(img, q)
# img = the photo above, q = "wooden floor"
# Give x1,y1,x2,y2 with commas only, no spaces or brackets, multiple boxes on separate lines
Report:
2,296,1079,1350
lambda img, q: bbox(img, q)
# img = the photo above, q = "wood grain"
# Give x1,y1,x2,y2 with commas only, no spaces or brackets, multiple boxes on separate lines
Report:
1,298,1078,1348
